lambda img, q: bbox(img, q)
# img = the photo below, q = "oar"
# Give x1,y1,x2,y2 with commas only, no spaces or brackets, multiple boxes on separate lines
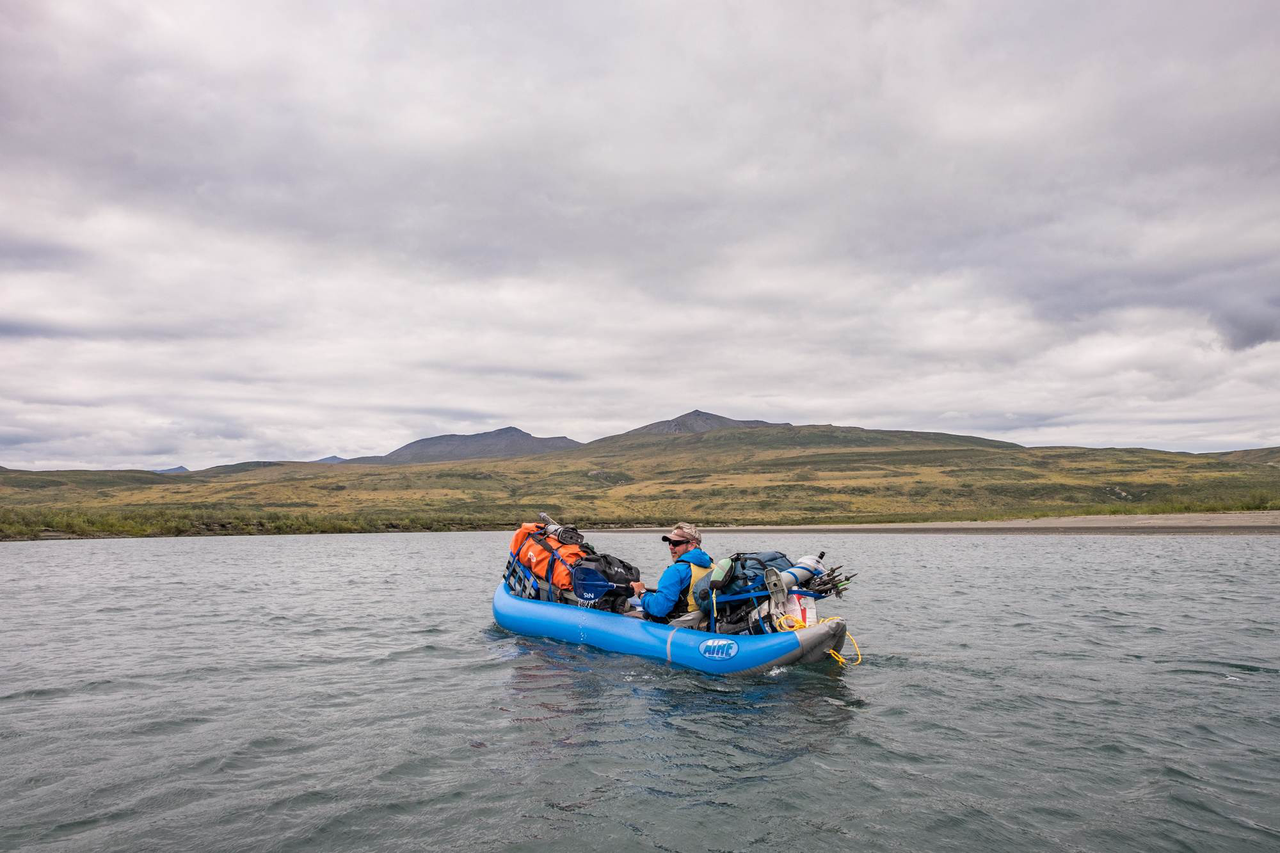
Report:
572,567,633,603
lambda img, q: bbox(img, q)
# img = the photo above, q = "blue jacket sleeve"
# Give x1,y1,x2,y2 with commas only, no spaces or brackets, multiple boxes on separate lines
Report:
640,561,692,618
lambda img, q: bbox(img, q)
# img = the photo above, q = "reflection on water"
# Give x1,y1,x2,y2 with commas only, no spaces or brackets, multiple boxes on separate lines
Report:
504,639,865,755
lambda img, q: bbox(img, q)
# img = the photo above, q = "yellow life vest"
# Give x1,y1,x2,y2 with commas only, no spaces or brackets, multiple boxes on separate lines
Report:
685,560,713,614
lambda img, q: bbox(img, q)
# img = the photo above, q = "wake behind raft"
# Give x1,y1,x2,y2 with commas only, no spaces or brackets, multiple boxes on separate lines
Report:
493,514,860,676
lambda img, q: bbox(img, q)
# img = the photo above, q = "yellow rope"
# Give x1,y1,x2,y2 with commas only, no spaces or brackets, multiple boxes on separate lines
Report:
773,613,861,665
775,613,805,631
842,634,862,666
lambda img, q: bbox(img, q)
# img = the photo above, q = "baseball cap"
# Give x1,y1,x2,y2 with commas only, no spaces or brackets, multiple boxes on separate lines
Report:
661,521,702,544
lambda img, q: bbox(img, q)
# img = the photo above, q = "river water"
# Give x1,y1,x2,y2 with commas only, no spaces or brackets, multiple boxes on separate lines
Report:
1,531,1277,852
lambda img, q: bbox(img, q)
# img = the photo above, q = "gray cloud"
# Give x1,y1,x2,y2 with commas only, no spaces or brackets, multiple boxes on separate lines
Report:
0,234,88,271
415,359,586,384
0,427,41,448
0,317,284,342
0,319,79,339
2,1,1278,469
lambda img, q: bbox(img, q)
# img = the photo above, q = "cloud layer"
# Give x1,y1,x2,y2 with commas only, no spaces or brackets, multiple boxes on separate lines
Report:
2,1,1278,469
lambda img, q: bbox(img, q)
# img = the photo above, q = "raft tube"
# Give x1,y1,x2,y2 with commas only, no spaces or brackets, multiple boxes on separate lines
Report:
493,583,847,676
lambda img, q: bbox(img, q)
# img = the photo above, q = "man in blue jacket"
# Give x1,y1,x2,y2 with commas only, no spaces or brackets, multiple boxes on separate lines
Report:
629,522,713,623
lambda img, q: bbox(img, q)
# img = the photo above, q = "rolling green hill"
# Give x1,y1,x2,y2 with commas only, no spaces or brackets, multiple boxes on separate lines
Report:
624,409,790,435
3,423,1279,539
344,426,580,465
1217,446,1280,465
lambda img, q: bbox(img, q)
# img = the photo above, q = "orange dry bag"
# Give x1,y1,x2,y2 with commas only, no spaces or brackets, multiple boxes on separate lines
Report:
509,522,585,592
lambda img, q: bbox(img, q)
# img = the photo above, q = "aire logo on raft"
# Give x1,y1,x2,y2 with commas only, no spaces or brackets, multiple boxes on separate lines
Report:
698,638,739,660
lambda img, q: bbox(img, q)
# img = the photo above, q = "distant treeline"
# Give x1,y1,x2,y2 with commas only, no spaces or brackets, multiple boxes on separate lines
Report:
2,495,1276,541
0,507,500,540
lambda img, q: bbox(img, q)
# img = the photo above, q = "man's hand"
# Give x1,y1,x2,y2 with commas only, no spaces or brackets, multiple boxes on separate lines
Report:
630,581,646,596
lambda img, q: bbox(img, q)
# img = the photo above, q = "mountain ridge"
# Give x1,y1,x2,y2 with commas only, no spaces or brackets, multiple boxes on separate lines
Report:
625,409,790,436
1216,446,1280,464
4,412,1276,474
344,426,581,465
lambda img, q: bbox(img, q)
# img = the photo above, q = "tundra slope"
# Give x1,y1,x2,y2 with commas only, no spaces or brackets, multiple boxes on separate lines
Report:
2,417,1277,539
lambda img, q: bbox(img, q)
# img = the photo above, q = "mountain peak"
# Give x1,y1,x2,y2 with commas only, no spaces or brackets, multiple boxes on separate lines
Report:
344,425,579,465
626,410,792,436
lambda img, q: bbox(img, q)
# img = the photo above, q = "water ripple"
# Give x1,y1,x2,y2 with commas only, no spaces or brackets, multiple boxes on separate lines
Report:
1,532,1278,852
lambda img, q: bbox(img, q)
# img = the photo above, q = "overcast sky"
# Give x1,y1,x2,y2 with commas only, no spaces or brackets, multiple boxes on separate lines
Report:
2,1,1278,470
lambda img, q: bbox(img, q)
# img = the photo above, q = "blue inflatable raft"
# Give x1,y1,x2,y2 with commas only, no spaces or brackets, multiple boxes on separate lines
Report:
492,583,848,676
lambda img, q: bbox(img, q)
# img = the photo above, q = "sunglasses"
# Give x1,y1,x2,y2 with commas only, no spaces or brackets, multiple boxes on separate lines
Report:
663,538,688,546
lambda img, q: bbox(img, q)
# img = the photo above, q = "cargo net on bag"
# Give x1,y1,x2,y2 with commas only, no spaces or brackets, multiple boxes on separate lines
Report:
503,517,638,611
691,550,857,636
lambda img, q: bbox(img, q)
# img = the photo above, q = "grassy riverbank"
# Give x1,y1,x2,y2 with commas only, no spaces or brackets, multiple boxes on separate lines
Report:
3,496,1277,541
0,507,498,540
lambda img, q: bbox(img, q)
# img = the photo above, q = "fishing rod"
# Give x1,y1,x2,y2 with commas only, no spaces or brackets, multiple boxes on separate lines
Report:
538,511,585,545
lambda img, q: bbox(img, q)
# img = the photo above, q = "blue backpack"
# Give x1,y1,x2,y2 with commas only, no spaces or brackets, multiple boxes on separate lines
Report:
691,551,793,616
